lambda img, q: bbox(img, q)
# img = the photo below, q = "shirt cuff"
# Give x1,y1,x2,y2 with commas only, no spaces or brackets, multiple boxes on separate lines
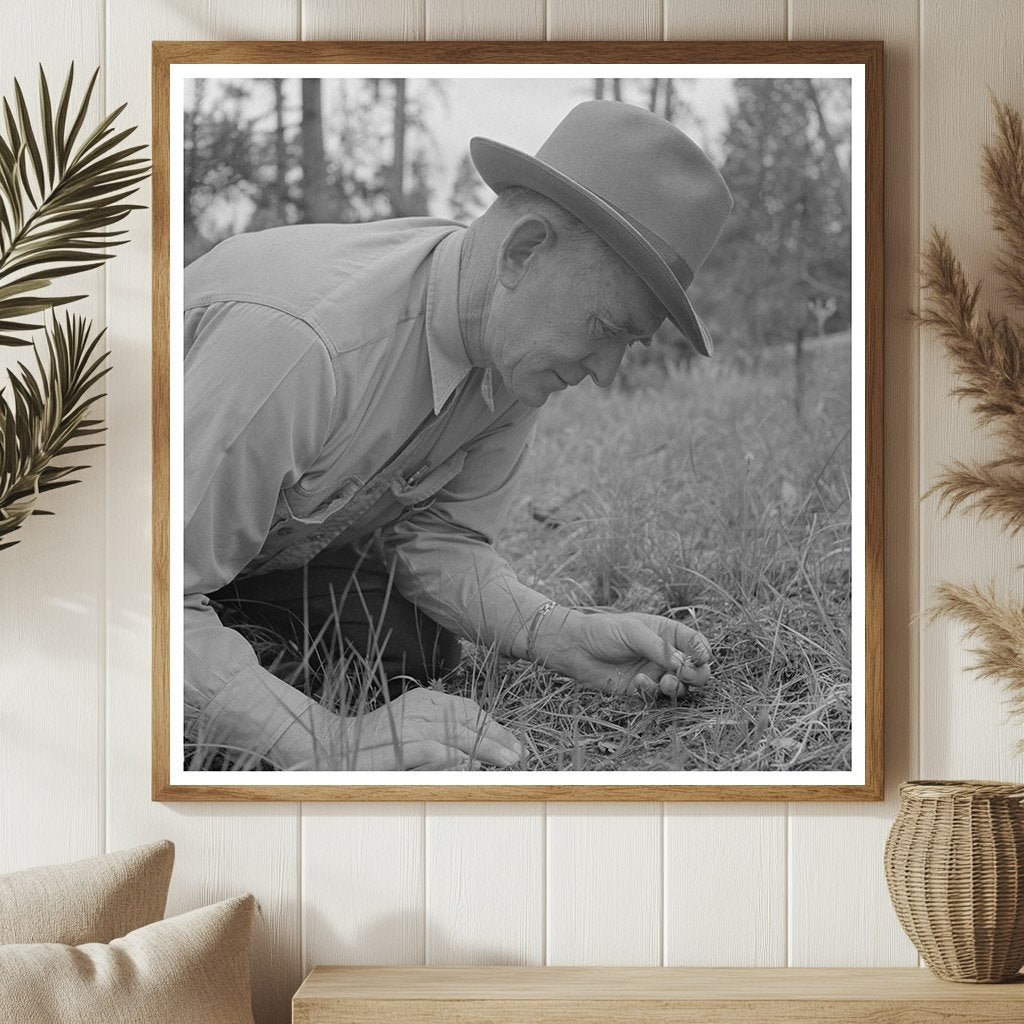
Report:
190,663,338,769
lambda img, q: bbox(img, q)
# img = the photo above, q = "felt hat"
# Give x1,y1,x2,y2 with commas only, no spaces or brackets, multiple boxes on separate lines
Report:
470,100,733,356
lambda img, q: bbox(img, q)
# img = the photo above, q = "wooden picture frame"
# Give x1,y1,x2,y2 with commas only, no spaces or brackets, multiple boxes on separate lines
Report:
153,40,883,801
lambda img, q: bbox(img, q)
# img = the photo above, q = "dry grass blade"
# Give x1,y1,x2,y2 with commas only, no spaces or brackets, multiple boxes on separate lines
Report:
931,583,1024,721
917,97,1024,531
0,64,150,346
926,460,1024,535
983,96,1024,310
916,232,1024,423
0,312,109,550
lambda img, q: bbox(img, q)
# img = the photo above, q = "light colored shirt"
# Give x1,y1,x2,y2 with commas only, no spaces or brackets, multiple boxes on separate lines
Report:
184,218,546,764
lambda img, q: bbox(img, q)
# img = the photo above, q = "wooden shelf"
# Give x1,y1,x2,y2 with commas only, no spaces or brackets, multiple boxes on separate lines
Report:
293,966,1024,1023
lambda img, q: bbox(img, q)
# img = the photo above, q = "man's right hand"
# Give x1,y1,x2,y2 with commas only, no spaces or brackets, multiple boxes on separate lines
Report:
293,689,525,771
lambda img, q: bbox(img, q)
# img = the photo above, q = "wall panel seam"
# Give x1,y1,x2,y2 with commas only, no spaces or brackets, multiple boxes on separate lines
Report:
921,0,929,806
784,806,791,967
100,0,109,859
295,0,303,991
921,6,929,974
921,0,929,872
659,802,665,966
541,801,548,965
543,802,550,965
421,804,428,964
783,0,792,973
298,807,304,973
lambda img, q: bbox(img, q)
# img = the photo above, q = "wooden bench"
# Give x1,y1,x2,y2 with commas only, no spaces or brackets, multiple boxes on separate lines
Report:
293,966,1024,1022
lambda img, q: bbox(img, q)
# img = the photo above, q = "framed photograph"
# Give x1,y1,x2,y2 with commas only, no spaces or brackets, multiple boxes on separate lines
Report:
152,41,883,801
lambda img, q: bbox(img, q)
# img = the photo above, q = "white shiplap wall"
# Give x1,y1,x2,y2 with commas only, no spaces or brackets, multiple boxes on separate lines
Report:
2,2,1022,1022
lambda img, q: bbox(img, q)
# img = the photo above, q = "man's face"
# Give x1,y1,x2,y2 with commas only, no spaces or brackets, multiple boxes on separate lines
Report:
484,226,665,408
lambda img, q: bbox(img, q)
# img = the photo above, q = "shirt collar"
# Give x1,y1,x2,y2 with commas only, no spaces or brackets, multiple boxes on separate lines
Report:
425,226,494,413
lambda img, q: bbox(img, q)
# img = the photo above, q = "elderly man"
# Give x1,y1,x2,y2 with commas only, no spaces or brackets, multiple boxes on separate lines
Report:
184,99,732,771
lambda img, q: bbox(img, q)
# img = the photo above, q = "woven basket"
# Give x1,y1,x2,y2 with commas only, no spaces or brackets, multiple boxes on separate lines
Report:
884,780,1024,982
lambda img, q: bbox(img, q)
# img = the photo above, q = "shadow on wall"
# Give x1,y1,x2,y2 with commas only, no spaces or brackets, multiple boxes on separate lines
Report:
301,906,534,971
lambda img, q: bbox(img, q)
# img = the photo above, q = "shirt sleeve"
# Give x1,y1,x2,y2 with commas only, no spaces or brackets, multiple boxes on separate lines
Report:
379,402,551,656
183,300,341,765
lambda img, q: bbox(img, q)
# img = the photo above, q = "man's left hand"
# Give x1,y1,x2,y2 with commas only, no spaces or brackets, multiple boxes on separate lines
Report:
538,609,712,697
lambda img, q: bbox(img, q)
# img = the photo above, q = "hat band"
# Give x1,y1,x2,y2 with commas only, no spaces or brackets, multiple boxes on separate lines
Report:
599,196,695,289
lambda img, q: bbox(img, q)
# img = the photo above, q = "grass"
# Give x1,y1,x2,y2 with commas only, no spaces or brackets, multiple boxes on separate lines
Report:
482,333,853,772
189,334,853,773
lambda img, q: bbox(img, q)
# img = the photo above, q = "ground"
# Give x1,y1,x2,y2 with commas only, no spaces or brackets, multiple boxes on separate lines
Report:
195,333,854,773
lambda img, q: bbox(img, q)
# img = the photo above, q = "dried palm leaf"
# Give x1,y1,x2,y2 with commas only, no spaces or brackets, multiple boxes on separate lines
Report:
0,64,149,346
0,313,109,549
917,95,1024,536
919,96,1024,729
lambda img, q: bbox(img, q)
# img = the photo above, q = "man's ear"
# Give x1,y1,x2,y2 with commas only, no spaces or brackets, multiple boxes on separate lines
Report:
496,215,553,289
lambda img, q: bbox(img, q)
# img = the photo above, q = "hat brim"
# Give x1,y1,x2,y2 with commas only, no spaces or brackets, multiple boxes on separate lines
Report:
470,135,714,357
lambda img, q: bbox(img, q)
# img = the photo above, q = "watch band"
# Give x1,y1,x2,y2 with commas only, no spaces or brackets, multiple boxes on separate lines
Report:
524,600,557,662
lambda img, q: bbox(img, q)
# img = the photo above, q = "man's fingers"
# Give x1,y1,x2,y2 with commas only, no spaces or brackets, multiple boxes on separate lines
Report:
424,705,525,764
634,613,713,668
618,619,679,673
667,621,712,667
449,723,523,768
465,715,526,762
682,630,712,666
403,739,461,770
458,716,532,765
632,673,660,697
445,698,525,761
404,736,506,771
678,662,712,686
658,659,712,697
411,723,523,769
657,666,708,694
659,672,682,696
405,691,524,759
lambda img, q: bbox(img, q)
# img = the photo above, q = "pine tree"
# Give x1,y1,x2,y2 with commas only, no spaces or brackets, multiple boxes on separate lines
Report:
694,78,851,364
448,152,487,223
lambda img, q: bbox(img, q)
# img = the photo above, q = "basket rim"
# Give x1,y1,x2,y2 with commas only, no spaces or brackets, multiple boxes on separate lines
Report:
900,778,1024,799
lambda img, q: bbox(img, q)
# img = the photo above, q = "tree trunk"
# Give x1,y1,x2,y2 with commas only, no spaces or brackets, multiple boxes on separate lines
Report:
751,308,764,373
663,80,675,122
391,78,407,217
183,80,215,263
594,78,605,100
648,79,660,112
794,325,805,422
804,79,851,222
272,78,288,216
300,78,331,222
611,78,622,101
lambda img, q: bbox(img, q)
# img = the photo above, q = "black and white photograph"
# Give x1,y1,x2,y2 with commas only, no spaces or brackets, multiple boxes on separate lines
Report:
159,49,878,797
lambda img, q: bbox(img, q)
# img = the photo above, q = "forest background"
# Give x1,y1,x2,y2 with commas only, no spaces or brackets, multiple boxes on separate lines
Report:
184,75,852,366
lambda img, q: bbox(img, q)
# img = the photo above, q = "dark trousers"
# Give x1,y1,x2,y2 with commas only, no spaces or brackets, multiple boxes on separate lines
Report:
210,541,461,699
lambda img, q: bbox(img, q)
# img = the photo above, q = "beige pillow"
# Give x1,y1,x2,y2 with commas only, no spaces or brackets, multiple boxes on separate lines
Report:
0,893,256,1024
0,840,174,945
